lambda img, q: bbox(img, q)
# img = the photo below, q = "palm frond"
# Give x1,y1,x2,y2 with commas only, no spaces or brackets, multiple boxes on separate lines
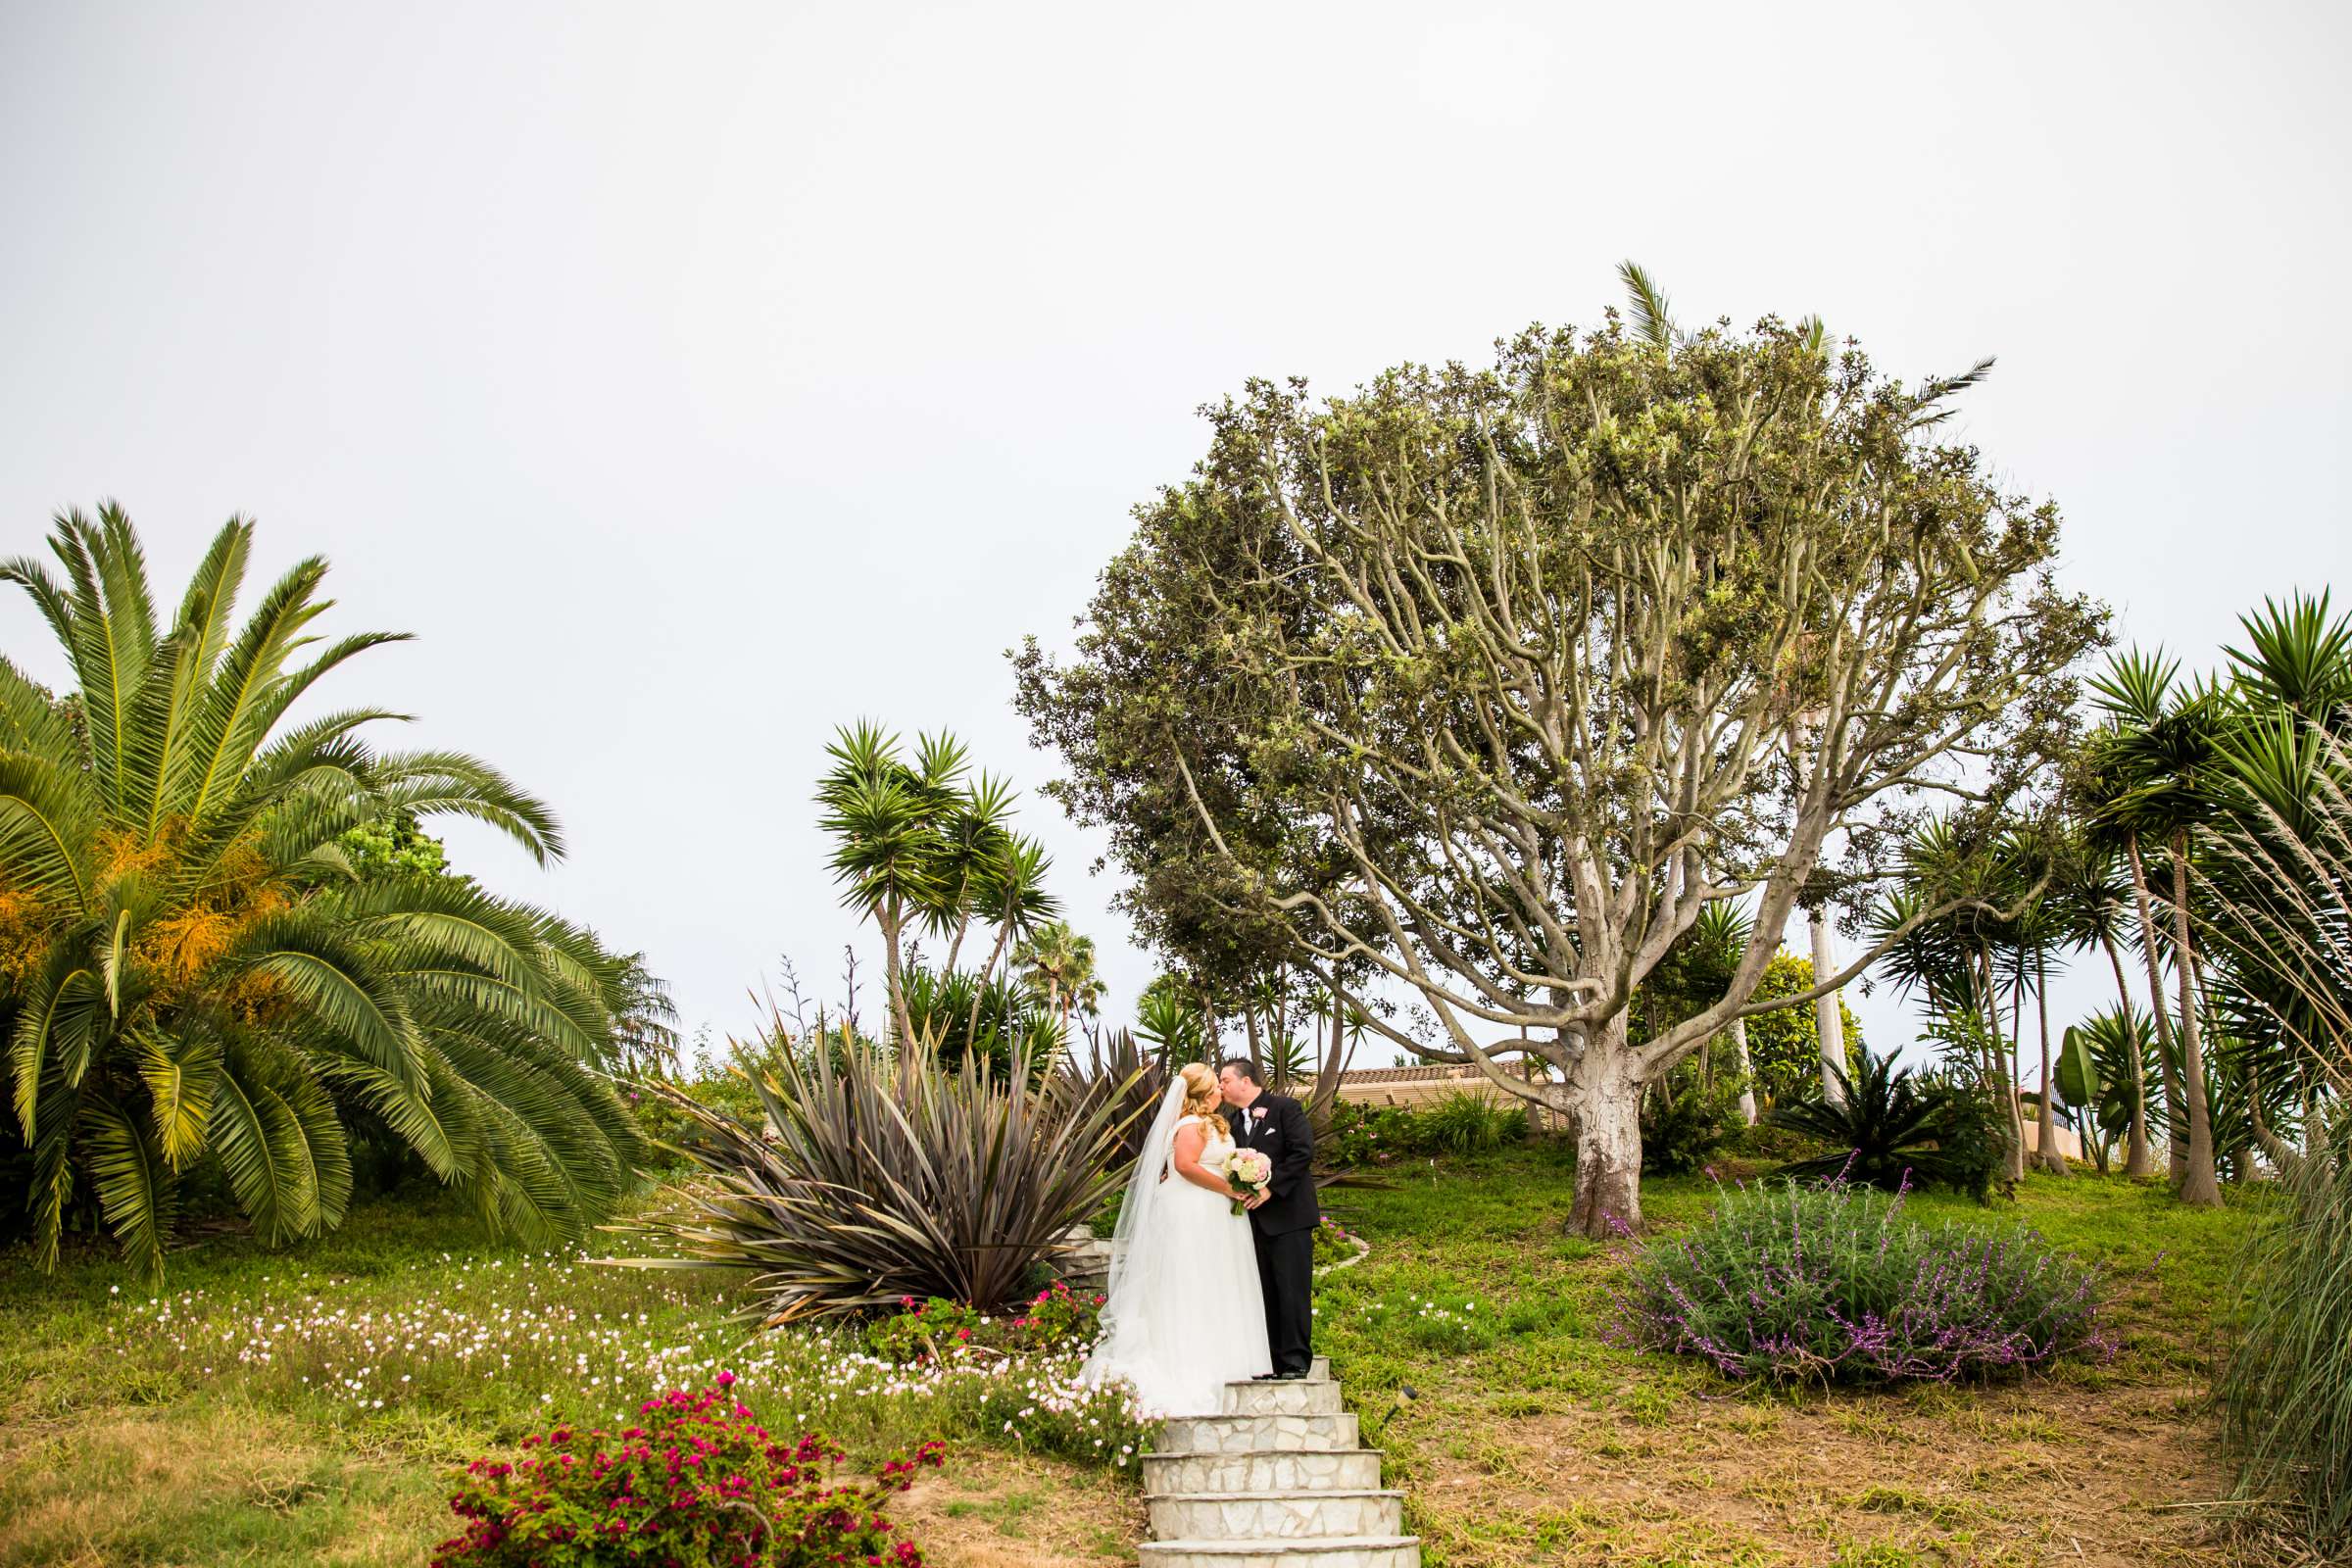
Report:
1618,260,1676,353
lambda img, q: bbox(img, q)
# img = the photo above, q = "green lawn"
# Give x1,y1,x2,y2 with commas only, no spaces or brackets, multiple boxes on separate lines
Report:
1315,1147,2257,1568
0,1154,2264,1568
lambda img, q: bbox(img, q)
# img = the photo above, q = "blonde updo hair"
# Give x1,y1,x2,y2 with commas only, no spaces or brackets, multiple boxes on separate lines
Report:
1178,1061,1224,1128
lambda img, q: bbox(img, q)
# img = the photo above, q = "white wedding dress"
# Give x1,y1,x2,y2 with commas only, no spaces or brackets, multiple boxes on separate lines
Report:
1080,1089,1273,1416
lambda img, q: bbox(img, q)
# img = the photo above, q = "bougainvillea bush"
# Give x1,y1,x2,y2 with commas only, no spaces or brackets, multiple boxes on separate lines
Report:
1607,1177,2115,1386
432,1376,943,1568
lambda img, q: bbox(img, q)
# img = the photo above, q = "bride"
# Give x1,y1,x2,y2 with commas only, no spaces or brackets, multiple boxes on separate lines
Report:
1081,1061,1272,1415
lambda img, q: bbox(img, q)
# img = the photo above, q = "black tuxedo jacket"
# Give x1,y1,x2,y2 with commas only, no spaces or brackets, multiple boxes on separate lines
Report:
1226,1092,1318,1236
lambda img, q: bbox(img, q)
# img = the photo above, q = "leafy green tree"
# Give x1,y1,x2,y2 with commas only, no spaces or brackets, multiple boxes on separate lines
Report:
1738,952,1863,1106
0,509,647,1276
1016,270,2103,1234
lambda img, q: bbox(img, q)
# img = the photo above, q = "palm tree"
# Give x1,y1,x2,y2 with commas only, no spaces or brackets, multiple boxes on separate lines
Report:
608,952,681,1076
2001,832,2072,1178
1874,817,2031,1180
2048,833,2155,1176
2087,651,2225,1205
0,509,645,1276
1012,919,1097,1043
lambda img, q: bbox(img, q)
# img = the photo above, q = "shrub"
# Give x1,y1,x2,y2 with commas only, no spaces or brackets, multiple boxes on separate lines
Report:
1005,1280,1104,1352
1766,1046,2004,1199
431,1377,944,1568
1320,1101,1389,1165
1640,1073,1746,1175
1418,1090,1526,1154
624,1034,1144,1318
864,1298,986,1364
1608,1177,2114,1386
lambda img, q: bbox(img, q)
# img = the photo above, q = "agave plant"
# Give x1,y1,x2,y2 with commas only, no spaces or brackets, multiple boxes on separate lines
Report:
0,509,646,1276
1767,1045,2000,1198
622,1024,1148,1318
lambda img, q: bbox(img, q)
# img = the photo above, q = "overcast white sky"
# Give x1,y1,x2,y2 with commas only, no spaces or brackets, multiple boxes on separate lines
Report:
4,2,2348,1066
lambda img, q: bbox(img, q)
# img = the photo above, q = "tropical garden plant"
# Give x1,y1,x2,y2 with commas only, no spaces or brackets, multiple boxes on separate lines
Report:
0,509,649,1277
1766,1046,2005,1199
621,1019,1145,1319
2195,717,2352,1545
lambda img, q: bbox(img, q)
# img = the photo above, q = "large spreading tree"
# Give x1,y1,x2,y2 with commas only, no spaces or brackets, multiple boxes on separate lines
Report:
1017,270,2104,1234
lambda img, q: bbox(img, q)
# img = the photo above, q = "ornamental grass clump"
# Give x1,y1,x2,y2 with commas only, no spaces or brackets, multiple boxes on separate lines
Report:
1607,1176,2114,1386
431,1375,943,1568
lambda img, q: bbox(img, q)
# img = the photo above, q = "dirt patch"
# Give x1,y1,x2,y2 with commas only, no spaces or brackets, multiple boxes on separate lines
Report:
1396,1372,2256,1567
897,1445,1146,1568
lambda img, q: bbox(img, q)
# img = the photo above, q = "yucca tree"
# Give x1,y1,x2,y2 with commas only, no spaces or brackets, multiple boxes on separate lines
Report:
814,723,955,1049
0,509,646,1277
814,723,1061,1053
1133,974,1206,1070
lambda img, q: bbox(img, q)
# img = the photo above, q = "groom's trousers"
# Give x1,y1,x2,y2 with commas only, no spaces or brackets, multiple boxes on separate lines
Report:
1254,1227,1315,1375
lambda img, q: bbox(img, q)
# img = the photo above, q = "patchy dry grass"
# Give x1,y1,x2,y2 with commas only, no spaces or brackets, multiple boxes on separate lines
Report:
1317,1148,2262,1568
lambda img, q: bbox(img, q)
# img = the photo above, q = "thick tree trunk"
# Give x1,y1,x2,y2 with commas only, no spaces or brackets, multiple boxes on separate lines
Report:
1809,909,1848,1107
2034,951,2068,1176
1568,1020,1644,1239
2125,838,2189,1184
2097,930,2154,1179
2170,835,2224,1207
1731,1017,1758,1125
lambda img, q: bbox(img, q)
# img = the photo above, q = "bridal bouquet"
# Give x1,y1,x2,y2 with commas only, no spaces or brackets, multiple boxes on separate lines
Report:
1227,1149,1273,1215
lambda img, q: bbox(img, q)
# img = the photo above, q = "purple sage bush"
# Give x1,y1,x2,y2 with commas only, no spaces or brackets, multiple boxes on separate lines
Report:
1607,1177,2115,1386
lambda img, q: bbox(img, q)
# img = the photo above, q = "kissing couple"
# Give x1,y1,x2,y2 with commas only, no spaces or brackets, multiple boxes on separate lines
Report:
1080,1058,1318,1416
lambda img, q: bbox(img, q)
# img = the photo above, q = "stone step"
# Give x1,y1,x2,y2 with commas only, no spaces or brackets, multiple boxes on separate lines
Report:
1149,1489,1404,1542
1157,1411,1360,1455
1143,1447,1385,1498
1221,1378,1344,1417
1138,1536,1420,1568
1226,1357,1332,1385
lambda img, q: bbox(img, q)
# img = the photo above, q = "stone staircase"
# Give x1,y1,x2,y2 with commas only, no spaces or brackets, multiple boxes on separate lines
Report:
1139,1357,1419,1568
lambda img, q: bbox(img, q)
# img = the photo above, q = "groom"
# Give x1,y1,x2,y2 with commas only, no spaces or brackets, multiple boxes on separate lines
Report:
1217,1058,1318,1379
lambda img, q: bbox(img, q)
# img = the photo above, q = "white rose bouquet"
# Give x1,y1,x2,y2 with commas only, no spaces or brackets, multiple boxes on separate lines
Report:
1227,1148,1273,1215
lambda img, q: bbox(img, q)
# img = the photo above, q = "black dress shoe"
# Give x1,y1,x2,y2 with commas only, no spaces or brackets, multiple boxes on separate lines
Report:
1272,1368,1307,1381
1250,1371,1280,1381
